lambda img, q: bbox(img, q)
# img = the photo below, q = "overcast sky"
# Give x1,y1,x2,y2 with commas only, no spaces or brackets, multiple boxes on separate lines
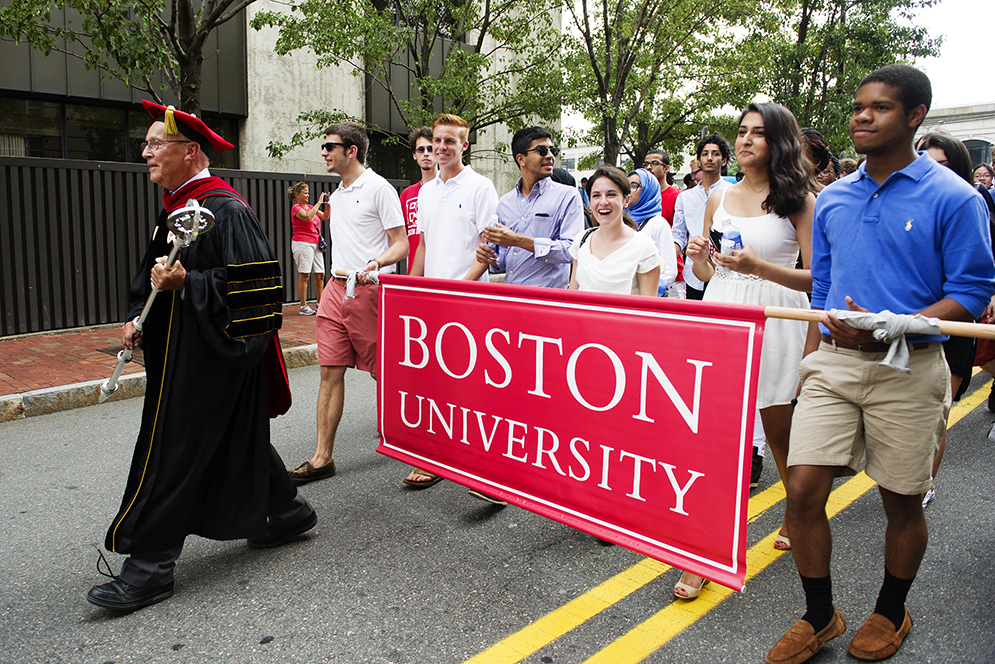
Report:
914,0,992,108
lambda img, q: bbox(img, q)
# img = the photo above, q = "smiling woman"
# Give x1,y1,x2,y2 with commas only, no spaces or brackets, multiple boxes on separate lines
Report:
568,165,662,296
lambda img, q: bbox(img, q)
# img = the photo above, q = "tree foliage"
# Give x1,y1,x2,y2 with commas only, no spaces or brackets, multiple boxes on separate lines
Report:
724,0,941,153
0,0,257,116
250,0,566,157
562,0,755,168
565,0,939,167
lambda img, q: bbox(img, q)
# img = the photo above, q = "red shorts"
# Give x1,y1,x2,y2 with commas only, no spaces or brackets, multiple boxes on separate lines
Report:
316,279,378,372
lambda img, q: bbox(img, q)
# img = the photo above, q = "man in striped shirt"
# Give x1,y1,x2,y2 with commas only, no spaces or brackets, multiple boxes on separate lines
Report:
475,127,584,288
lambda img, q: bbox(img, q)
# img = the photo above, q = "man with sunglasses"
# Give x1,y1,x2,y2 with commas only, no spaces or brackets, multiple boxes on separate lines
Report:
399,127,437,274
288,121,408,485
475,126,584,289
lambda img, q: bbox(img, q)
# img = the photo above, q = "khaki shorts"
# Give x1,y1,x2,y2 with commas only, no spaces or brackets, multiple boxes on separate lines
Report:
316,279,378,373
788,341,950,495
291,240,325,274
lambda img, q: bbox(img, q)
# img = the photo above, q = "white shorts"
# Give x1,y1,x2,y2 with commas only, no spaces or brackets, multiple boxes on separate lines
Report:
292,240,325,274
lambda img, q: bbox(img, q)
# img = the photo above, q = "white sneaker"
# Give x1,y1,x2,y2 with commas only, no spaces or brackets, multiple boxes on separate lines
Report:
299,305,316,315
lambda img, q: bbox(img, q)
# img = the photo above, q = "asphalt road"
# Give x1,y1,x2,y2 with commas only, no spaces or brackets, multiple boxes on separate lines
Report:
1,365,993,664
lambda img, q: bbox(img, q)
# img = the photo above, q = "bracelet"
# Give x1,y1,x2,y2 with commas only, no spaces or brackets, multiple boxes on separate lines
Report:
369,258,382,270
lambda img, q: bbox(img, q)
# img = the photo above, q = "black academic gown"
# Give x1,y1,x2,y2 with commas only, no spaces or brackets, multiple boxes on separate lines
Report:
105,189,297,555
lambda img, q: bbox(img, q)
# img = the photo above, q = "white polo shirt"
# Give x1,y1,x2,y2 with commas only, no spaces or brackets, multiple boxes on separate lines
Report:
328,168,404,273
417,165,499,280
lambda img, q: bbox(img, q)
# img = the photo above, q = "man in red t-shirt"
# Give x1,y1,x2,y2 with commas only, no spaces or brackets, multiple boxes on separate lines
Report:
399,127,438,273
643,148,684,294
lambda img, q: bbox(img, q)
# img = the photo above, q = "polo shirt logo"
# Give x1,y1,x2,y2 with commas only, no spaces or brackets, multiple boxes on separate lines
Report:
905,220,913,231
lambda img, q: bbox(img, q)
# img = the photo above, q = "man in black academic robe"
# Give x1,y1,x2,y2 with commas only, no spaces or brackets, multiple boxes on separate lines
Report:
87,101,317,612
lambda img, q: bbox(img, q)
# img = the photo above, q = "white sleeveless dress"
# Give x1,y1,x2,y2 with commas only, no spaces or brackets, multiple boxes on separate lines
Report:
704,189,809,409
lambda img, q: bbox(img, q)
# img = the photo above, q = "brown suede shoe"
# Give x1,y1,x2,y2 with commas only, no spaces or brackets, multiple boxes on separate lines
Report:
287,460,336,485
848,607,912,661
766,607,847,664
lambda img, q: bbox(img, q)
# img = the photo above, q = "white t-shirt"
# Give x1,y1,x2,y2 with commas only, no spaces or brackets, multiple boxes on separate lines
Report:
417,165,499,280
637,215,678,291
569,230,662,295
328,168,404,272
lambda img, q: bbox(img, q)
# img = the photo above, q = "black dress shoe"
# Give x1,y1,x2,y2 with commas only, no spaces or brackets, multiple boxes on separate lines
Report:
248,510,317,549
87,578,174,611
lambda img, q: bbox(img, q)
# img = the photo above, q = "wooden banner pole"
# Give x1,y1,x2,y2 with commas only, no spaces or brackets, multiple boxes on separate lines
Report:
763,306,995,340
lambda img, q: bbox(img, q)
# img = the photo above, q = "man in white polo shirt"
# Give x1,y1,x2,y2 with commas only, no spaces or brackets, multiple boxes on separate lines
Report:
409,113,499,281
288,122,408,484
405,113,498,492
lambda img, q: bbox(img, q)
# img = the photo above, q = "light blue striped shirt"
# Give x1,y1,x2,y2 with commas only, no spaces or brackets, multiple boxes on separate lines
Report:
493,177,584,288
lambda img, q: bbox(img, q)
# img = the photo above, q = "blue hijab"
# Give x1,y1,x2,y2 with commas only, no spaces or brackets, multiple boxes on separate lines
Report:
626,168,661,227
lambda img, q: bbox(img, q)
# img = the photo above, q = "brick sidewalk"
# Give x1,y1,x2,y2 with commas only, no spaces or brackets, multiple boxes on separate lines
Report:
0,304,319,399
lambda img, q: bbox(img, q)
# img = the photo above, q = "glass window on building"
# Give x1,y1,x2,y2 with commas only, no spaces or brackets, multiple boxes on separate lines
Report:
204,117,239,169
0,99,62,158
965,139,994,169
66,104,128,162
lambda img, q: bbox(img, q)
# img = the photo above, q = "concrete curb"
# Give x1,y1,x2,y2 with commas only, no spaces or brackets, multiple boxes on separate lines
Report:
0,343,318,424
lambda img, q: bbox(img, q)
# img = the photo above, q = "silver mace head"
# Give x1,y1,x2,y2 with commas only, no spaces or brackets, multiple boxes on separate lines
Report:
168,198,216,248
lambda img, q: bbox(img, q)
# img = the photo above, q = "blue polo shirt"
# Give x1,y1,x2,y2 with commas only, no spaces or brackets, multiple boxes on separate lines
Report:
811,153,995,342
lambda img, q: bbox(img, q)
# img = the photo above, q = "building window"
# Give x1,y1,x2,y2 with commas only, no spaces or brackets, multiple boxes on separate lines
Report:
0,99,62,158
0,98,240,167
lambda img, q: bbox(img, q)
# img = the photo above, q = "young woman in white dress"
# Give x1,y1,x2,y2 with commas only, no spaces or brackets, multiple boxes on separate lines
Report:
678,103,817,599
569,165,662,297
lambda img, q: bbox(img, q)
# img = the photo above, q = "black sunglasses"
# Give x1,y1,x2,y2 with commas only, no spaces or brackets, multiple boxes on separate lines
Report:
526,145,560,157
322,141,348,152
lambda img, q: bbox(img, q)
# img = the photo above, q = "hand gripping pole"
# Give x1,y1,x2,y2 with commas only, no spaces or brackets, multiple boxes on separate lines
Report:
99,199,215,403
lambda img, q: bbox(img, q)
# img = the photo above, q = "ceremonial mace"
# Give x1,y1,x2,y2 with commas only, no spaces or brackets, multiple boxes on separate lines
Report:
99,199,216,403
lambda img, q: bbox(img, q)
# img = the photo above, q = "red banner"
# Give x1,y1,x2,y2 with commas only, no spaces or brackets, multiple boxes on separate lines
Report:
376,276,766,591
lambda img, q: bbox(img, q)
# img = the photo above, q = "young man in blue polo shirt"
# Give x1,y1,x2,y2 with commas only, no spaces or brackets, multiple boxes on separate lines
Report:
767,65,995,664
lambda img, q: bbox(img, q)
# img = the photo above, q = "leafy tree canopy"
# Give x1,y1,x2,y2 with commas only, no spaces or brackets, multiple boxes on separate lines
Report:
251,0,567,158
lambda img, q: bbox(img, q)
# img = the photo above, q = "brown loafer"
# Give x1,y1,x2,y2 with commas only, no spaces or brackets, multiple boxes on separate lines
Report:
287,460,336,485
767,607,846,664
848,607,912,661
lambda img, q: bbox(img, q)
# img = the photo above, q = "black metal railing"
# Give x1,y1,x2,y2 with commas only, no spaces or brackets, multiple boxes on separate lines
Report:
0,156,405,336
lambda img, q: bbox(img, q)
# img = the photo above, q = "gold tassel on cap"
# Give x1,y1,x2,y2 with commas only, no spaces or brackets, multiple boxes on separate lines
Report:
163,105,179,136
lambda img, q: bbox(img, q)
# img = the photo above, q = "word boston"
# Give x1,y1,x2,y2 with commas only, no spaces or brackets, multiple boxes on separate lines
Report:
376,276,766,590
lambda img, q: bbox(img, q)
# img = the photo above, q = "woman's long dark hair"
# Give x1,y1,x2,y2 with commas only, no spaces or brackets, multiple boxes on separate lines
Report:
739,103,812,218
917,132,973,184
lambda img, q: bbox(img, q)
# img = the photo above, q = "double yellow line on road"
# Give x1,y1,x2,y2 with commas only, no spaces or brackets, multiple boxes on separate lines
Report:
465,374,989,664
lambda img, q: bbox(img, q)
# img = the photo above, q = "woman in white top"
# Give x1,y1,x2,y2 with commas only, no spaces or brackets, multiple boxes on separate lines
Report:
680,103,816,599
569,165,661,296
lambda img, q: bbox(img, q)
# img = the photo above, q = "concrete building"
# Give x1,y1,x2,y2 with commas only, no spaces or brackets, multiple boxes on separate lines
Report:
0,0,529,187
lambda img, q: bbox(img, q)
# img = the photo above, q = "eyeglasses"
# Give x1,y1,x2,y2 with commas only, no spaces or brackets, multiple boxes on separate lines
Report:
322,141,348,152
642,160,666,168
691,169,702,176
526,145,560,157
414,146,433,154
629,182,641,190
141,138,191,152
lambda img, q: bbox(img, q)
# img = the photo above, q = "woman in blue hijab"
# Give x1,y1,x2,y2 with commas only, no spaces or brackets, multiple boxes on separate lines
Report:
626,168,677,294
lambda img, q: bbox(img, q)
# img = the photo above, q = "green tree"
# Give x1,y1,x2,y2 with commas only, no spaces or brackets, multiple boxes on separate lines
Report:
736,0,941,152
0,0,256,116
562,0,755,168
250,0,565,158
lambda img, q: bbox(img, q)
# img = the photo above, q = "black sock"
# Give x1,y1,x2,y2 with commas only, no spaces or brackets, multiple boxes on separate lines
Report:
800,573,834,633
873,568,914,631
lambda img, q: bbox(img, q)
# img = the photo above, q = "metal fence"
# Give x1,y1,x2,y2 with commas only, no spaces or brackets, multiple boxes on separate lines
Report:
0,156,405,336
